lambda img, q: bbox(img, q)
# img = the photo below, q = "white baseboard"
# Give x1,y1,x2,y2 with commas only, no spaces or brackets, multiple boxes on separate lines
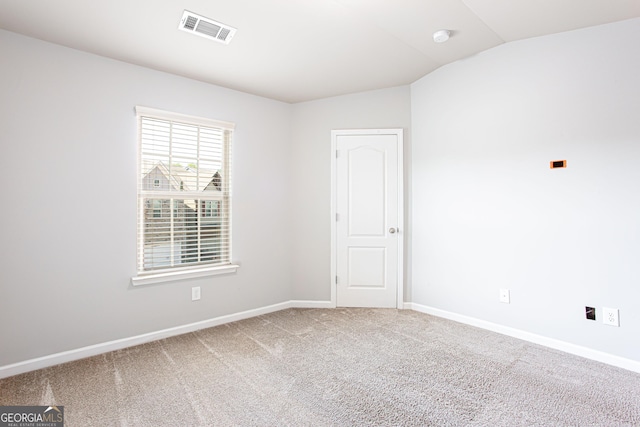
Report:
289,300,334,308
0,301,293,379
3,300,638,379
405,302,640,374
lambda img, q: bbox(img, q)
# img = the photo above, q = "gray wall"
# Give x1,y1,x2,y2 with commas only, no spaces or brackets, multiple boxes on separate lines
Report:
0,30,293,366
3,16,639,368
290,87,412,302
411,18,640,361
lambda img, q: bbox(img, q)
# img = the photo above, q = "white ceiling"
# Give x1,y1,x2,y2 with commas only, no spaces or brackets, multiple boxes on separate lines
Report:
1,0,639,103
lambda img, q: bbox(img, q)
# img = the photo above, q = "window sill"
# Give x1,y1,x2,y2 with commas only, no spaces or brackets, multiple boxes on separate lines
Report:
131,264,239,287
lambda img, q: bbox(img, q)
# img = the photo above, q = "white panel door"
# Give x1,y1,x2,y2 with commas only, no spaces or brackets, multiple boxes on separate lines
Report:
333,130,402,308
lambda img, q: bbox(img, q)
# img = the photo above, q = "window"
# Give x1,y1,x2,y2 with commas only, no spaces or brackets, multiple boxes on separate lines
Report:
152,200,164,218
135,106,234,278
203,200,220,218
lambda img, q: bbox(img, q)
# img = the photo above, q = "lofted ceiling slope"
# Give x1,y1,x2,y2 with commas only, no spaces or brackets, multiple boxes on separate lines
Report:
0,0,639,103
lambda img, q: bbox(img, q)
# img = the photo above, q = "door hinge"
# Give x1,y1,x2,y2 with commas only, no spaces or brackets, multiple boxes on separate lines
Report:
335,276,338,284
335,150,339,158
336,213,339,221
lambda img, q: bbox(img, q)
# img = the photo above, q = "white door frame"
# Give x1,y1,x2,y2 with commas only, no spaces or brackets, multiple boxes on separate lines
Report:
330,129,404,308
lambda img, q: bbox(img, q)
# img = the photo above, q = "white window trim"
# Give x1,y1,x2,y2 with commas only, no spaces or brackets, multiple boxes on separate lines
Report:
135,106,235,131
132,106,237,285
131,264,239,287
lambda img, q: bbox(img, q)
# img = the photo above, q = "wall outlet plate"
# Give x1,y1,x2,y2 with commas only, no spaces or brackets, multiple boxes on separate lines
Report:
499,289,510,304
192,286,201,301
602,307,619,327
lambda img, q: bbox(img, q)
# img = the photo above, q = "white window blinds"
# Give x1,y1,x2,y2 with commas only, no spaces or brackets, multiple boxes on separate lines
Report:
136,106,234,274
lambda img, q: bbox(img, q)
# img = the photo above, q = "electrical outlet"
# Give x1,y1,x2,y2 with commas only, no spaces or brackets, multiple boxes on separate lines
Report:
499,289,510,304
602,307,619,327
192,286,201,301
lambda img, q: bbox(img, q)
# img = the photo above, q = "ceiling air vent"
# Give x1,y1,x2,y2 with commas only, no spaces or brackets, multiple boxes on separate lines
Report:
178,11,237,45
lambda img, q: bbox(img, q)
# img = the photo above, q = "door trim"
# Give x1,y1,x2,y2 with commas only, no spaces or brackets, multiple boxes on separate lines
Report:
330,129,404,308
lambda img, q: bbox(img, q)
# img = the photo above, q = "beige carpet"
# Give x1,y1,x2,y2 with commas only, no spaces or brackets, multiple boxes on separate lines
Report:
1,308,639,426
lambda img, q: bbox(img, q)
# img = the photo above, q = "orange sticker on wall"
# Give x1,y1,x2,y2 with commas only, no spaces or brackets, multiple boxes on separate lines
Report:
550,160,567,169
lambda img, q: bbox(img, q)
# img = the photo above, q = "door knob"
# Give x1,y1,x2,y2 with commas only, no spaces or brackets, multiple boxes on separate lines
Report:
389,227,397,234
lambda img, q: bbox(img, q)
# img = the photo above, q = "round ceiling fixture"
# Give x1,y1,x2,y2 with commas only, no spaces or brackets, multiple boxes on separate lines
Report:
433,29,451,43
